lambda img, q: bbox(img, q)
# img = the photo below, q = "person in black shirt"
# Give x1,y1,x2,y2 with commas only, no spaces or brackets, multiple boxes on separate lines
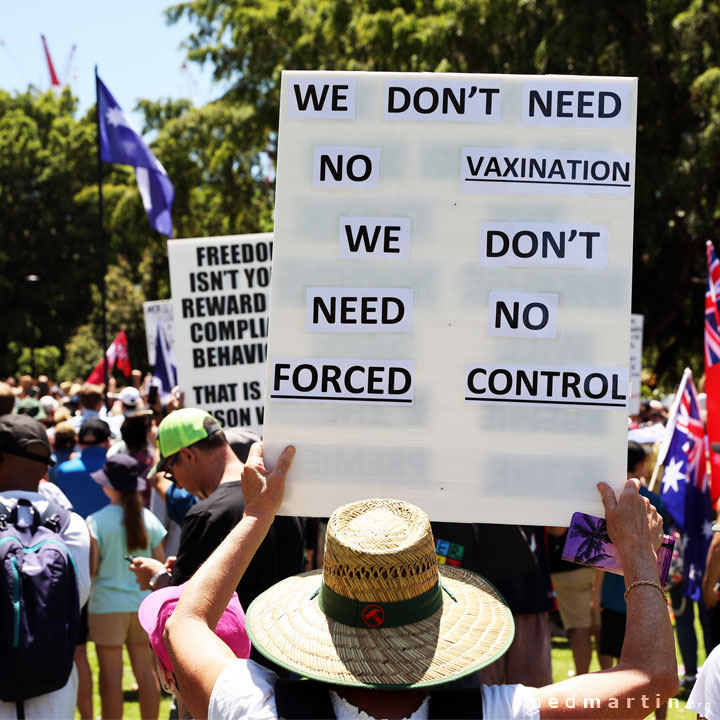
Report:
130,409,304,613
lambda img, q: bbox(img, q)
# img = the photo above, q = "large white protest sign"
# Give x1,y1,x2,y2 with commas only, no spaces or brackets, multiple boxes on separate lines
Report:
143,300,175,366
630,314,644,416
263,72,637,524
168,234,271,435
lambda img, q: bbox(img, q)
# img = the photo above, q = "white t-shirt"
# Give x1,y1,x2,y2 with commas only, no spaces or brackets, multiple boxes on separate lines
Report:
0,490,91,720
208,659,541,720
688,644,720,719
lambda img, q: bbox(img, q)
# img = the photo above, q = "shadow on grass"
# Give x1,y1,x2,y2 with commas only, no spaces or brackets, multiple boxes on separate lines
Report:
123,689,139,703
552,638,570,650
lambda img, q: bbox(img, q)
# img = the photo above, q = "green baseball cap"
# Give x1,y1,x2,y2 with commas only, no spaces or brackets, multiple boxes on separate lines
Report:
151,408,222,477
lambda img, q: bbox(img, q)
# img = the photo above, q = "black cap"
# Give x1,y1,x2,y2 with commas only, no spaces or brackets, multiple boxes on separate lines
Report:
0,414,55,466
225,428,262,464
79,418,112,445
91,454,146,493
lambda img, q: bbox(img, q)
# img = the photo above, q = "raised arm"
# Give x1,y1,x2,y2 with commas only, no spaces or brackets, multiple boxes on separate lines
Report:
533,478,678,719
164,442,295,720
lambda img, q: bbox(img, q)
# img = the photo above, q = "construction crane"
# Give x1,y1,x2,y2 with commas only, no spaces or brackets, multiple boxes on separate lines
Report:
40,34,76,90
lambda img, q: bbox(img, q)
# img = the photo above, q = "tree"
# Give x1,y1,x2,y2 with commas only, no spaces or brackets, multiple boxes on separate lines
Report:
0,89,97,375
0,85,275,380
168,0,720,385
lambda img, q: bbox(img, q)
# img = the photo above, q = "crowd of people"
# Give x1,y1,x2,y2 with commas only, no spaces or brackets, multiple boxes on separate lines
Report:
1,371,719,719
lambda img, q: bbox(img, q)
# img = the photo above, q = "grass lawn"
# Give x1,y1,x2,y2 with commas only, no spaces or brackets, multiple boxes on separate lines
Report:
551,623,703,720
83,617,706,719
82,643,172,720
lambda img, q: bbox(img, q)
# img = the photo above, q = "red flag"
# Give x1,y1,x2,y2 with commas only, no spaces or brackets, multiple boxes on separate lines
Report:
704,241,720,506
86,330,131,384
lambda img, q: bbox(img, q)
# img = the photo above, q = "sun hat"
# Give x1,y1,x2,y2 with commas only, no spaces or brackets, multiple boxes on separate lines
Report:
246,498,514,688
91,454,146,493
149,408,222,477
0,414,55,465
138,581,251,672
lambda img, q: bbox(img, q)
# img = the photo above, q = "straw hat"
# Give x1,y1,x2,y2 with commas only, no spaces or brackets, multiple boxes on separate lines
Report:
246,499,514,688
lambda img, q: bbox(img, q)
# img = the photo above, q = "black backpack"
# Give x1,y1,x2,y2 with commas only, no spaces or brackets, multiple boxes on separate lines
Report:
0,498,80,718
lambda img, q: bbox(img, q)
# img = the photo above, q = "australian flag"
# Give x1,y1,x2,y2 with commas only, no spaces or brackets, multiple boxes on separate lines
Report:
658,368,714,601
96,75,174,236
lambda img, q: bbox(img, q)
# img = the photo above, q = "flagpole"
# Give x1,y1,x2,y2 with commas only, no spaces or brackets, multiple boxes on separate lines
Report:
648,367,691,493
95,66,109,406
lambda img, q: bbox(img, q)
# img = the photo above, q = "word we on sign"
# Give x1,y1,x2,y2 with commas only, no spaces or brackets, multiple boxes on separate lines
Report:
263,72,636,524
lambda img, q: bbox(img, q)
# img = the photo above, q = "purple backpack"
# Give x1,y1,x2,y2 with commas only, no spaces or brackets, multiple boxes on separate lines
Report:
0,498,80,718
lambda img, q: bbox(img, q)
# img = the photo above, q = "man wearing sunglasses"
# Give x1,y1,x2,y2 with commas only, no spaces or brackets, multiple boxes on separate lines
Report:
129,408,304,623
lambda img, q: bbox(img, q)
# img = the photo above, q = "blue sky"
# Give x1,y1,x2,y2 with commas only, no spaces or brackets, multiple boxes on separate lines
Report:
0,2,228,127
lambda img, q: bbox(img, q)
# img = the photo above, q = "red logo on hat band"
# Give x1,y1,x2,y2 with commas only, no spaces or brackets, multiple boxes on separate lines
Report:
361,604,385,627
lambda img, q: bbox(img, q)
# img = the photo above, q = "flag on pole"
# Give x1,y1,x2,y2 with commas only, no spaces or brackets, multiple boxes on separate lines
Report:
96,75,174,237
658,368,713,601
86,329,131,385
152,324,177,398
705,240,720,505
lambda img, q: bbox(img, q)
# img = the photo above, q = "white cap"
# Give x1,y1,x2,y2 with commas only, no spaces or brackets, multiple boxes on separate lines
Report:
39,396,58,413
119,386,140,408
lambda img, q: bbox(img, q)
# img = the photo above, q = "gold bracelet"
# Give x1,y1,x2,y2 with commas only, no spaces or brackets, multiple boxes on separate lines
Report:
624,580,665,603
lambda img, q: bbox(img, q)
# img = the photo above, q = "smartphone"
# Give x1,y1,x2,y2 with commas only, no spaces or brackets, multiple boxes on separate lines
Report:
148,385,159,405
123,554,135,563
562,511,674,586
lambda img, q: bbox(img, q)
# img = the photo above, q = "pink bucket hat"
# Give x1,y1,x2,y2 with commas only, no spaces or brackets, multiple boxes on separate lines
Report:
138,581,251,672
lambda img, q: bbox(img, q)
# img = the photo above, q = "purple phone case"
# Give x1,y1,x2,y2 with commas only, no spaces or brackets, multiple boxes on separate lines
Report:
562,512,674,586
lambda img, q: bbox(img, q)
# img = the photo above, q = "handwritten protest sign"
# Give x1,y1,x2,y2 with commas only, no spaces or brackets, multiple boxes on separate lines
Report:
168,234,271,435
263,72,637,524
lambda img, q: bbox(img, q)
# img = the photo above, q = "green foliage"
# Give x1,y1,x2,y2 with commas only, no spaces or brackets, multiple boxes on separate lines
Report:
7,2,720,384
0,84,274,379
163,0,720,384
58,324,102,382
7,343,61,378
0,88,97,376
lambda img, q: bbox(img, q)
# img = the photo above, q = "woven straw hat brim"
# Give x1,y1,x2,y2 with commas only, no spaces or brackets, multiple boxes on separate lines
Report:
246,565,514,689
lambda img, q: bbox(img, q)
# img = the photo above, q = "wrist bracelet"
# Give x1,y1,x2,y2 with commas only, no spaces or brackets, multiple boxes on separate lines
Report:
624,580,665,603
149,569,170,591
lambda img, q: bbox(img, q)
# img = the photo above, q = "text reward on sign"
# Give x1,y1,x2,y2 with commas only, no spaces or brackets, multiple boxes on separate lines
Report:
262,71,637,524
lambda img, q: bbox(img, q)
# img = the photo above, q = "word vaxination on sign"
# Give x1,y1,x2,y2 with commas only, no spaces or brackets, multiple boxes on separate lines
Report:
263,72,637,524
168,234,272,434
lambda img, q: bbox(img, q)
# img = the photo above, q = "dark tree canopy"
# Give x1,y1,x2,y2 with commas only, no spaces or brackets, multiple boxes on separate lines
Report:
168,0,720,386
3,1,720,386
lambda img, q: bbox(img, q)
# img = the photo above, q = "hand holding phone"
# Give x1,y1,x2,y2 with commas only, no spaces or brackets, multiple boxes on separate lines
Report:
124,554,136,563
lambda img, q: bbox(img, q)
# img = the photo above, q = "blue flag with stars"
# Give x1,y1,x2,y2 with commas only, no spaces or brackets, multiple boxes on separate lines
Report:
96,75,174,237
658,368,714,601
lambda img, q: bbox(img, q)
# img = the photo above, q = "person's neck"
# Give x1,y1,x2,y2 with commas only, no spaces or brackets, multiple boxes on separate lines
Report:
218,446,245,485
334,687,428,719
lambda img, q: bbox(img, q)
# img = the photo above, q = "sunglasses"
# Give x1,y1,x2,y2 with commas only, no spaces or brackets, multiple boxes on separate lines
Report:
163,453,180,480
